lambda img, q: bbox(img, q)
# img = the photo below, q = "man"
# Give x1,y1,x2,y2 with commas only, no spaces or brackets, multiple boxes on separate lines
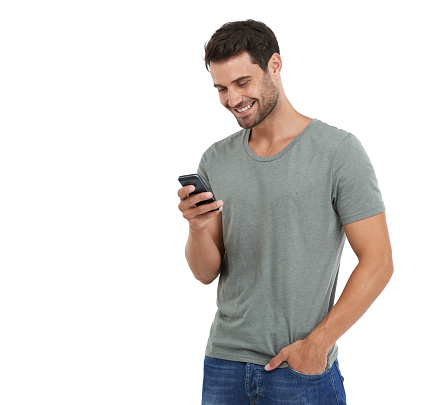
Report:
177,20,393,404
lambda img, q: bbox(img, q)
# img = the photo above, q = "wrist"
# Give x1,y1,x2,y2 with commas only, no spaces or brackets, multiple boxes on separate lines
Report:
308,324,334,354
189,223,209,233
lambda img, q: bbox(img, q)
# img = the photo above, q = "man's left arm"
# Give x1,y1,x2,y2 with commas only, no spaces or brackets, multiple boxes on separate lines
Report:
265,211,394,373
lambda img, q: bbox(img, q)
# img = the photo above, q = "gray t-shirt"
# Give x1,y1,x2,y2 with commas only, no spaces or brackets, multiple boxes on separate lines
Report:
197,118,386,370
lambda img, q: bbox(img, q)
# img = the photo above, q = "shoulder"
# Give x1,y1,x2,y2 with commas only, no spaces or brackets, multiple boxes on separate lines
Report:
200,128,245,162
306,119,369,164
310,118,354,147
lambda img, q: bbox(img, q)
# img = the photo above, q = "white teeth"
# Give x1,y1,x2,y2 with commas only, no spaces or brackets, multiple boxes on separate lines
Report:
236,102,253,113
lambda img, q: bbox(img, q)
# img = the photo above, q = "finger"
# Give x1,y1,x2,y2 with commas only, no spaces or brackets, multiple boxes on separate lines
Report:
183,200,223,219
194,198,223,214
179,191,216,212
188,205,223,224
177,185,195,200
191,192,215,207
265,348,288,371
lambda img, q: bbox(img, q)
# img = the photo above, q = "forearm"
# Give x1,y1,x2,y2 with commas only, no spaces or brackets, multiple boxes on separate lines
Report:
310,259,394,352
185,225,222,284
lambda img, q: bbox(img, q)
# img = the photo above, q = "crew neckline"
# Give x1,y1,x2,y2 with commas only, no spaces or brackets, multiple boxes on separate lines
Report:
243,118,316,162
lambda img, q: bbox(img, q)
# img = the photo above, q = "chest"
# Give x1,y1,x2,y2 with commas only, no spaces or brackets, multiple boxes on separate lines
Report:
212,157,332,214
248,138,295,158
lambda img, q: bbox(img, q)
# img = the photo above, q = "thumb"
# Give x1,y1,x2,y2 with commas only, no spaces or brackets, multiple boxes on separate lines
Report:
265,348,288,371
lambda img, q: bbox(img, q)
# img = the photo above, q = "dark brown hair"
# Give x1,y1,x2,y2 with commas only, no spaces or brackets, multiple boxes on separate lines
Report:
204,20,280,72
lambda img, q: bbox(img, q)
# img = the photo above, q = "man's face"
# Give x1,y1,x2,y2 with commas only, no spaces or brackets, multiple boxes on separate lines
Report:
210,52,279,129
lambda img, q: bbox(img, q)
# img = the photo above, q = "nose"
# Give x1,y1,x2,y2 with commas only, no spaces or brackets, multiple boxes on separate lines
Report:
226,88,243,109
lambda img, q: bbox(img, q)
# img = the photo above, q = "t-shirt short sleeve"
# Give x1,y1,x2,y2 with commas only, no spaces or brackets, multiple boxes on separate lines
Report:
331,134,385,225
197,151,213,193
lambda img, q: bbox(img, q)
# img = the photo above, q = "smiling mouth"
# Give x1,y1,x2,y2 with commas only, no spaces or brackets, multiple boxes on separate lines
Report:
235,100,255,113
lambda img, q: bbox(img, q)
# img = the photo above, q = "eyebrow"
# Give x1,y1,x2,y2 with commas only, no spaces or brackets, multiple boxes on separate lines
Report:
213,75,252,88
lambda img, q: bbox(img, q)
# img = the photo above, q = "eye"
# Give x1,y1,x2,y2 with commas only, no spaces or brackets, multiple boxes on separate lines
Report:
218,87,227,93
238,81,249,87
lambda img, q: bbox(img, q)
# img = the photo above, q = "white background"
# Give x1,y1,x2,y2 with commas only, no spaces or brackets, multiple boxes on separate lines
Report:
0,1,423,404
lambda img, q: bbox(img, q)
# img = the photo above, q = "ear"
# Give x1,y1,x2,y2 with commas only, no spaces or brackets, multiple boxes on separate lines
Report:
268,53,282,76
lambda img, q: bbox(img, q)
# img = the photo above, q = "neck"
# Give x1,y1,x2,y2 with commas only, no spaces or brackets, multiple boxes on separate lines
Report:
250,92,312,146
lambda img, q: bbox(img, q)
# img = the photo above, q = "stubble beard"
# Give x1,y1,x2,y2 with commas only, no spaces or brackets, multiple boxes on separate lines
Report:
235,74,280,129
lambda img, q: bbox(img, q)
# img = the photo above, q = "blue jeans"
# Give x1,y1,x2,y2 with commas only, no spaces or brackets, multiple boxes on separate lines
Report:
202,356,347,404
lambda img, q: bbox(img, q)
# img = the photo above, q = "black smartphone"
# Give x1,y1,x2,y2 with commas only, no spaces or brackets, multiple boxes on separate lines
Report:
178,174,219,212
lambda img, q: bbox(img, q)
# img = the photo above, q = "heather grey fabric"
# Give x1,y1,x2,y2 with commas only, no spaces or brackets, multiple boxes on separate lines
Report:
197,118,385,369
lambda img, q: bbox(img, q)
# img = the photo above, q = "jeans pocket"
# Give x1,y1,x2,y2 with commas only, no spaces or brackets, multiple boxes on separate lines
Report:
287,365,329,378
334,359,345,383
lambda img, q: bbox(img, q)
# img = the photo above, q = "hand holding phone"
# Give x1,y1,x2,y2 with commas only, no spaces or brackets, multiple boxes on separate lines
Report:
177,174,223,230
